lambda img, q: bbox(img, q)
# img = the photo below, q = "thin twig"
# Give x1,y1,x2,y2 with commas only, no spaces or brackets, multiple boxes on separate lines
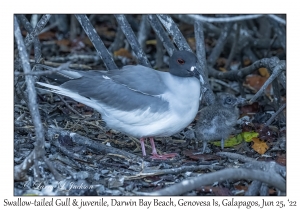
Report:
46,127,145,164
265,103,286,126
75,15,118,70
115,15,151,68
225,23,241,69
125,165,224,180
245,180,261,196
194,21,208,77
43,157,63,181
267,14,286,25
14,16,46,181
57,95,85,118
207,22,233,66
137,15,151,52
187,14,263,23
250,60,286,103
24,14,51,49
147,15,175,56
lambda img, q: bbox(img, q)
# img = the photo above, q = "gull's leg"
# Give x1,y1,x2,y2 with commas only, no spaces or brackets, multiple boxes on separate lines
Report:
149,138,178,160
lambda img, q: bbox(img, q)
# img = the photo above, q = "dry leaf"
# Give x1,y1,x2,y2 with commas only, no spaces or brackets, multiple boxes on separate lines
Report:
95,26,115,38
38,31,56,40
187,37,196,50
56,39,71,46
219,67,227,72
251,137,269,154
243,58,252,66
216,57,227,67
234,185,248,191
244,74,272,93
240,102,260,115
114,48,133,59
146,39,157,45
258,67,270,77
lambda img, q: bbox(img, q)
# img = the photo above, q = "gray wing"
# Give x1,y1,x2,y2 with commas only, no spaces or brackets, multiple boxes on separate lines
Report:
41,66,170,114
76,65,168,96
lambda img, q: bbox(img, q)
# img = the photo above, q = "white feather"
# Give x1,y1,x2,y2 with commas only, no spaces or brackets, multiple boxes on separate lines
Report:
36,74,201,138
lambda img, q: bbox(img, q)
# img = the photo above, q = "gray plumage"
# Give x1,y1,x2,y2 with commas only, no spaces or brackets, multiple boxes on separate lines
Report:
195,93,240,153
37,50,202,159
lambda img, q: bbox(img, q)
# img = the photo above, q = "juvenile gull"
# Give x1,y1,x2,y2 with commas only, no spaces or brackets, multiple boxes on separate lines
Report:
195,93,241,153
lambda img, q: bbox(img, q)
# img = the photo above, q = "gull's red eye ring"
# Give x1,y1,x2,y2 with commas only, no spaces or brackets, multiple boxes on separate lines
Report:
177,59,185,65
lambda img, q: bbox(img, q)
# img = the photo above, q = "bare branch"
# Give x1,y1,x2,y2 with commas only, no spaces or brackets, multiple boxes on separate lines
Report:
194,21,208,76
250,60,286,103
267,14,286,25
147,15,175,56
137,15,151,52
24,14,51,49
14,16,46,181
207,22,233,66
265,103,286,126
245,180,261,196
187,14,263,23
144,168,285,195
46,127,145,164
75,15,118,70
115,15,151,67
126,165,224,180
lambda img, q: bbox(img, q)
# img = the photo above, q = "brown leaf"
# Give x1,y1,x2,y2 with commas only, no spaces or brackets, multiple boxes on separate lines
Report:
219,67,227,72
240,102,260,115
95,25,115,38
252,137,269,154
256,124,278,142
38,31,56,40
187,37,196,51
234,185,248,191
243,58,252,66
244,74,272,93
258,67,270,77
275,154,286,166
216,57,227,67
114,48,133,59
56,39,71,46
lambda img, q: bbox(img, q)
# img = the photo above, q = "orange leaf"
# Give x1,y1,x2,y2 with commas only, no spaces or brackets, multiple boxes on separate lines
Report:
234,185,248,191
187,37,196,51
258,68,270,77
38,31,56,40
216,57,227,67
251,137,269,154
56,39,71,46
244,75,272,93
113,48,133,59
219,67,227,72
243,58,252,66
